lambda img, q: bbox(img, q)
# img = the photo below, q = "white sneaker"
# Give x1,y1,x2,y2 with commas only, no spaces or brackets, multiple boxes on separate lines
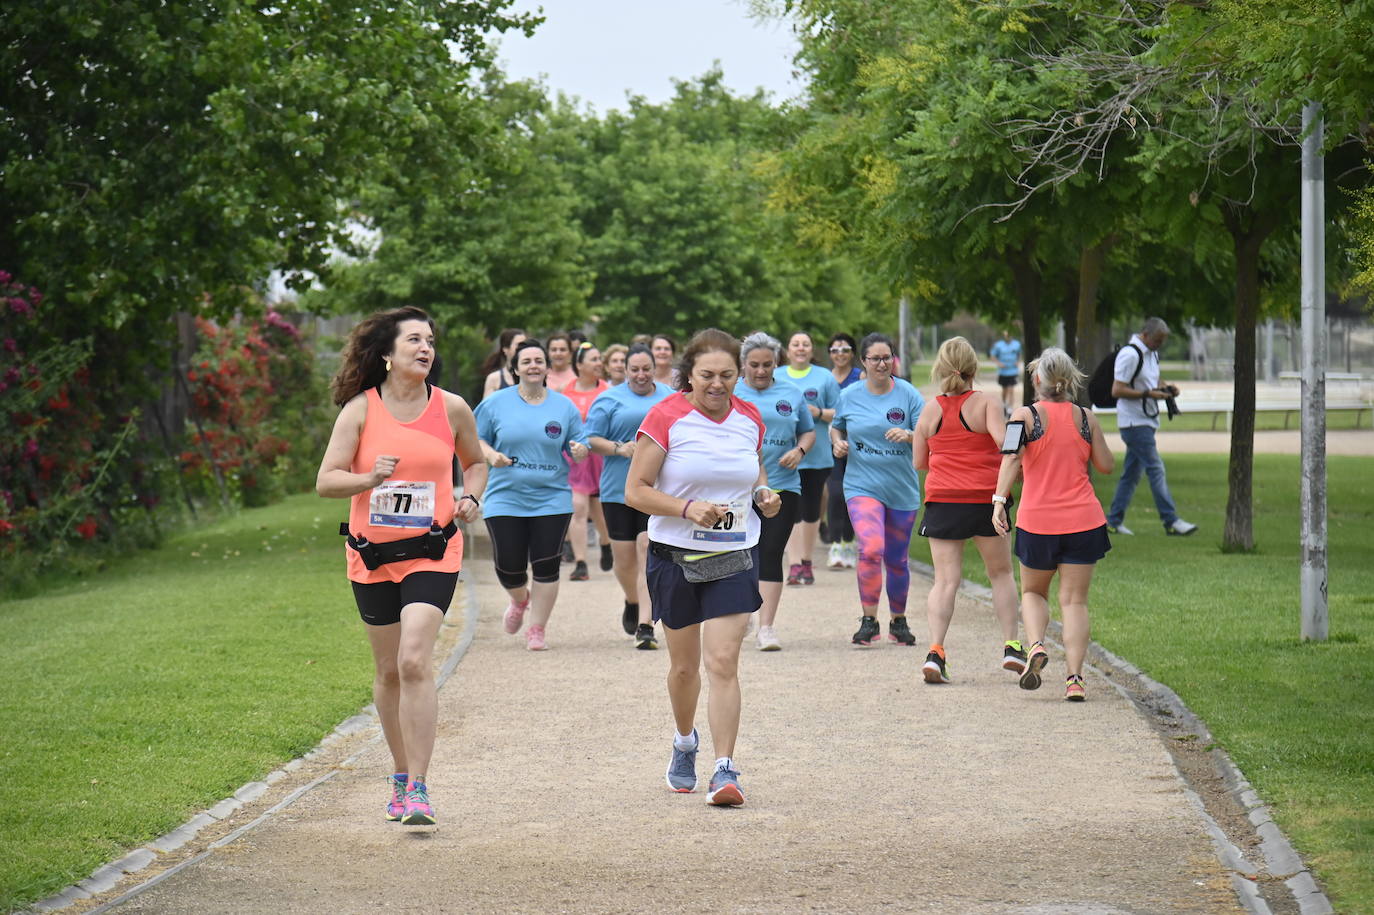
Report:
1107,524,1134,536
1165,519,1198,536
827,542,844,569
757,625,782,651
843,543,858,568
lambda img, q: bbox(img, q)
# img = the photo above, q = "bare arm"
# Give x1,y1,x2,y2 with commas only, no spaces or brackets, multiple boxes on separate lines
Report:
316,396,397,498
830,424,849,459
625,435,734,528
1086,409,1114,474
446,393,489,523
1112,379,1167,402
912,402,938,471
778,429,817,470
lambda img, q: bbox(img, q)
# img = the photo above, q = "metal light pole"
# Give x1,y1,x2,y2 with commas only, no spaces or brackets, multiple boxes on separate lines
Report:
1299,102,1328,641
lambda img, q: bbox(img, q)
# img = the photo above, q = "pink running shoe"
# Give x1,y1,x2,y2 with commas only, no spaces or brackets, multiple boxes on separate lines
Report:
386,773,407,822
526,624,547,651
401,781,436,826
503,597,530,634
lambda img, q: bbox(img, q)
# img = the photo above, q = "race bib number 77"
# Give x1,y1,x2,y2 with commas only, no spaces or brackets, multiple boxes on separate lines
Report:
369,480,436,529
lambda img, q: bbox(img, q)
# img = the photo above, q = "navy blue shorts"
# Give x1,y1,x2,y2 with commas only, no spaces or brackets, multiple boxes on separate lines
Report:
646,543,761,630
1014,526,1111,571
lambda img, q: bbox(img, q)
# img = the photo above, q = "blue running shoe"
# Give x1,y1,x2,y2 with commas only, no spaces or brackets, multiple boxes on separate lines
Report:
665,729,699,793
707,766,744,807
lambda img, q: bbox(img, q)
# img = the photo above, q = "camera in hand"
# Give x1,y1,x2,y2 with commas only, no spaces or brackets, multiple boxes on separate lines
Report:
1160,385,1180,420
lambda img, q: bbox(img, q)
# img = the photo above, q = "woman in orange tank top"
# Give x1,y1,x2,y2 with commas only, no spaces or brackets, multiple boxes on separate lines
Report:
316,306,487,827
912,337,1023,686
991,347,1114,702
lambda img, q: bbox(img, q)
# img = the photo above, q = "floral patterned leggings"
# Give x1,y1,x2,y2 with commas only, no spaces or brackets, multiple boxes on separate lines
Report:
846,496,916,614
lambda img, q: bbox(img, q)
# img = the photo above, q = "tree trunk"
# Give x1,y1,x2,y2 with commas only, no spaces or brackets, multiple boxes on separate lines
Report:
1005,238,1043,406
1221,209,1278,552
1074,235,1116,373
1061,268,1079,362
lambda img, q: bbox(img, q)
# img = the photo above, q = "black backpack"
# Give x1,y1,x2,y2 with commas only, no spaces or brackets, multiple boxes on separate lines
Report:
1087,342,1143,408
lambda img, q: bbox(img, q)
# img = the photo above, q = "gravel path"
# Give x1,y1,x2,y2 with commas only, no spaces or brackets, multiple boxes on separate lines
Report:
91,528,1244,914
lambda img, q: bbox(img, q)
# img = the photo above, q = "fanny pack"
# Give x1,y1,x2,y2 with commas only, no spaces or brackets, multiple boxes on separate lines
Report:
339,521,457,571
651,542,753,583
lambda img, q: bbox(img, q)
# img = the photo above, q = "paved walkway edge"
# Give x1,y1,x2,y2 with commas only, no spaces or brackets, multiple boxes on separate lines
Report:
29,573,482,915
911,559,1335,915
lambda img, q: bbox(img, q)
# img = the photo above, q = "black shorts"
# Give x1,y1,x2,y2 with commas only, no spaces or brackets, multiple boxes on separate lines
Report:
602,501,649,542
646,543,761,630
919,501,999,540
1014,525,1112,570
998,374,1018,388
351,571,458,627
797,467,831,523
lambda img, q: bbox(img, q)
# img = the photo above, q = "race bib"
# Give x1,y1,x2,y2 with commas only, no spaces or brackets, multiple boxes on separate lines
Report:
369,480,436,529
690,498,748,544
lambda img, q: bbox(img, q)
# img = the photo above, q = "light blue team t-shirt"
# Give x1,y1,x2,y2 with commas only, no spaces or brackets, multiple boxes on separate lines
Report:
473,386,587,517
774,364,840,471
831,378,926,511
732,378,815,494
991,338,1022,378
584,380,675,504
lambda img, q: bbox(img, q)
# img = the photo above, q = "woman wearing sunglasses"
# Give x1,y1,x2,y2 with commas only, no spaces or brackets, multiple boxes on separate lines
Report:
825,332,861,569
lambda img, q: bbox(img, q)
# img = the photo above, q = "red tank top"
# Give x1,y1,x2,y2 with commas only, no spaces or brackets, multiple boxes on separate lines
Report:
346,386,463,583
924,391,1000,503
1015,400,1106,535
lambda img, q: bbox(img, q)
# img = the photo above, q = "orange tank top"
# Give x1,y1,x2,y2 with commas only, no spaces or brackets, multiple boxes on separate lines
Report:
1016,401,1106,535
563,379,608,420
346,386,463,583
925,391,1000,503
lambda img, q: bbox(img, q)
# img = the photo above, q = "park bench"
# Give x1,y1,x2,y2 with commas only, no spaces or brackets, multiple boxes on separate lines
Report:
1095,383,1373,430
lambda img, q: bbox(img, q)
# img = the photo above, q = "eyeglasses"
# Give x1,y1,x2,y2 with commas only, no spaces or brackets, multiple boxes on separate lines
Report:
828,346,852,354
864,354,893,364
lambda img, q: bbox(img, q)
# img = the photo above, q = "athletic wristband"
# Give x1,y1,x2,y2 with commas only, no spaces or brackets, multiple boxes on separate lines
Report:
797,445,807,455
461,493,480,507
753,485,772,501
681,499,694,519
991,494,1008,505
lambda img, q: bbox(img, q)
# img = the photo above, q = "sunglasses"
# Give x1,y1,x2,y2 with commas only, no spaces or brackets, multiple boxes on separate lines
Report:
828,346,852,354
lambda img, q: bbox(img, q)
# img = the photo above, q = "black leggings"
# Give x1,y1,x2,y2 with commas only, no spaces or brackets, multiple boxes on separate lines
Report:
798,467,831,524
756,491,800,582
484,513,572,590
826,456,854,543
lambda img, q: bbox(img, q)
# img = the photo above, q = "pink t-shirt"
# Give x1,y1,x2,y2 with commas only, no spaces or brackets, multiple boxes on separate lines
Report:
637,393,764,551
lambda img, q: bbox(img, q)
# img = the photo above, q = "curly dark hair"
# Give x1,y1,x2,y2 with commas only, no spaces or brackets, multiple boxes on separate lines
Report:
330,306,435,406
675,328,739,392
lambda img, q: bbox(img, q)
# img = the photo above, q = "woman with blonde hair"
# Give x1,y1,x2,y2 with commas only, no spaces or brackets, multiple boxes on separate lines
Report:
912,336,1023,685
992,347,1114,702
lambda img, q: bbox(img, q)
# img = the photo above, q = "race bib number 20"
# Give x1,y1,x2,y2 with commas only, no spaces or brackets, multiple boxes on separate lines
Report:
690,498,748,544
369,480,436,529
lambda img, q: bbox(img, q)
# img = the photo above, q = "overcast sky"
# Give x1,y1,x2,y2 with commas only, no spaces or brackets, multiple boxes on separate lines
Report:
491,0,804,112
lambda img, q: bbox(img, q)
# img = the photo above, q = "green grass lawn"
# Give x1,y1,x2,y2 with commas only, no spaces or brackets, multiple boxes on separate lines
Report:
0,495,372,912
910,453,1374,912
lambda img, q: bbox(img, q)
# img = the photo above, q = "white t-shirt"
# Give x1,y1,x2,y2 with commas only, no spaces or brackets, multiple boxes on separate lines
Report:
1114,333,1161,429
637,392,765,551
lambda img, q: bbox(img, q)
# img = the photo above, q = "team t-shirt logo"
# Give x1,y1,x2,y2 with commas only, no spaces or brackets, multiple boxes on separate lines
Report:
774,400,793,417
544,421,563,439
804,388,819,402
886,407,906,424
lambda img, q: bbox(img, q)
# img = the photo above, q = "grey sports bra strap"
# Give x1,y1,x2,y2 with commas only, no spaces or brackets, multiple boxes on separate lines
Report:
1026,404,1044,442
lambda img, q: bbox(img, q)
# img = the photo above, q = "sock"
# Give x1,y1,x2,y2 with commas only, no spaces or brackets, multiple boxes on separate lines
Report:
714,756,733,772
674,730,697,750
929,644,945,658
392,772,408,783
801,558,812,566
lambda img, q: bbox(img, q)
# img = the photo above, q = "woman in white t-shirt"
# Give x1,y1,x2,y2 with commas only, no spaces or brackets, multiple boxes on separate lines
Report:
626,328,781,808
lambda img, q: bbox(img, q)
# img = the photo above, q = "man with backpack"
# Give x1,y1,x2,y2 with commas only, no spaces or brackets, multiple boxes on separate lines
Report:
1103,318,1198,537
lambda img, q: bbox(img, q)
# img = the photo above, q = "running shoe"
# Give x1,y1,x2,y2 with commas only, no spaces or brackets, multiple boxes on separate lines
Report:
503,596,529,634
827,542,844,570
401,781,436,826
386,773,407,822
922,650,950,684
666,729,699,792
635,623,658,650
799,559,815,585
1065,674,1087,702
1002,639,1028,674
1019,642,1049,690
621,601,638,636
561,539,573,562
786,563,803,586
852,615,880,647
526,624,547,651
1165,519,1198,536
887,615,917,646
570,560,589,581
707,766,745,806
1106,524,1133,536
842,543,858,568
756,625,781,651
600,544,614,571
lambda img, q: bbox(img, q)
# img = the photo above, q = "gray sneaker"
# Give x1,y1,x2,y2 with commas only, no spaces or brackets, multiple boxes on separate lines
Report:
1165,519,1198,536
666,729,698,793
706,765,744,806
